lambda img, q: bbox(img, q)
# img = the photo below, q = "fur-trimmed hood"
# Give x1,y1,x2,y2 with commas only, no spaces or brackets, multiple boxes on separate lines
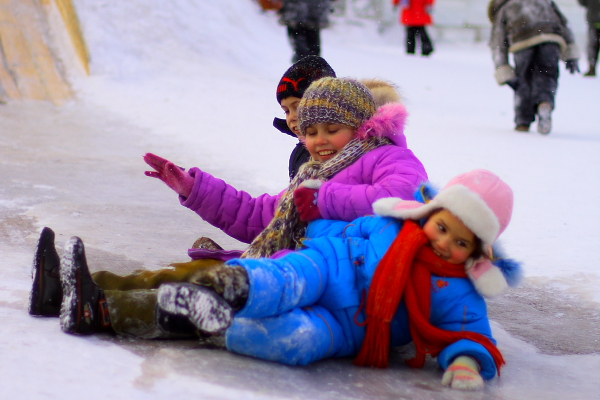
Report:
360,78,402,108
355,102,408,147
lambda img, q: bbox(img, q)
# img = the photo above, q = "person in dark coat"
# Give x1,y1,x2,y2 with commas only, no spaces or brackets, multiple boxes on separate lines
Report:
488,0,580,134
578,0,600,76
278,0,333,63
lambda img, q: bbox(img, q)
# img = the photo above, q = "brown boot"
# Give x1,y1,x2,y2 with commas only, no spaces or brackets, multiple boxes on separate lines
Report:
191,237,223,250
514,124,530,132
584,64,596,77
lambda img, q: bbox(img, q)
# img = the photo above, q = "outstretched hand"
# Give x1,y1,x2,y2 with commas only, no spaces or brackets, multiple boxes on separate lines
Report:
144,153,194,198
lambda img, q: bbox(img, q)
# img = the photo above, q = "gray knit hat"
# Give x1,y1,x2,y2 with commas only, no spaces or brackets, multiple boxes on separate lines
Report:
298,77,376,135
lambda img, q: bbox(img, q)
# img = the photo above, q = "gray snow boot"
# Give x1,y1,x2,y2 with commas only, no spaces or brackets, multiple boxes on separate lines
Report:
537,102,552,135
156,283,233,335
189,264,249,311
29,227,63,316
59,237,111,334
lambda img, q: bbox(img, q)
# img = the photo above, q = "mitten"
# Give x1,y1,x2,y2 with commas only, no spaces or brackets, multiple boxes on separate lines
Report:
144,153,194,198
494,64,516,86
441,356,484,391
293,179,323,222
566,59,579,74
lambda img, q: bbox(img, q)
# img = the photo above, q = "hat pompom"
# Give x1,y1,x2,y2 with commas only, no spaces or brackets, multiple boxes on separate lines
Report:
466,245,523,298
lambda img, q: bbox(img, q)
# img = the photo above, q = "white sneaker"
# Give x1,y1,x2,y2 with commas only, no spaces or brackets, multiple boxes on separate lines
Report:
537,102,552,135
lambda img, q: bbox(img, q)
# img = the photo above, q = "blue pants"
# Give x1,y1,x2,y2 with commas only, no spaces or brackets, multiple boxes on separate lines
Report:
225,249,363,365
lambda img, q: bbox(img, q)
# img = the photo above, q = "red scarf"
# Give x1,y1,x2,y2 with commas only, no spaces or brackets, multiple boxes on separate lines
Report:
354,220,505,373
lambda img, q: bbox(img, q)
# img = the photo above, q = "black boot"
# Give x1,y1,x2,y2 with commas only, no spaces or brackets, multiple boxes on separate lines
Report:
156,283,233,335
29,227,63,316
59,237,111,334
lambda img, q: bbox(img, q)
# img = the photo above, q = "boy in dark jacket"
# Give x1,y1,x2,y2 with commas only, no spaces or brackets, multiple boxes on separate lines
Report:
488,0,580,134
273,55,336,180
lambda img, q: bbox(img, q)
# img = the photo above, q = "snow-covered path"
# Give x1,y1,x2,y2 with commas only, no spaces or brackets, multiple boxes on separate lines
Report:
1,0,599,398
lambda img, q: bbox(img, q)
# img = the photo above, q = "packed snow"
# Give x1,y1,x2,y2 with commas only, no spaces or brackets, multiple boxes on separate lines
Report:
0,0,599,399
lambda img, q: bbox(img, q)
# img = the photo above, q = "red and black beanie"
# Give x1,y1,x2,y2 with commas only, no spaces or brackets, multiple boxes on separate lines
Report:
276,56,336,104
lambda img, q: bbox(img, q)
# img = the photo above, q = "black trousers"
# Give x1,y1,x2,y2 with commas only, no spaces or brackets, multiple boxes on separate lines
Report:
587,27,600,68
513,42,560,126
287,25,321,63
406,26,433,55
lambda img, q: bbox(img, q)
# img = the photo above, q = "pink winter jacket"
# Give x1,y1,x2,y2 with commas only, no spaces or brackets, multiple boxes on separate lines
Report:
180,103,428,244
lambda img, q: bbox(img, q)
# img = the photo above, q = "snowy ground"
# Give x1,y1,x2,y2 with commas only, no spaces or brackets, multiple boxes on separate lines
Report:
1,1,599,399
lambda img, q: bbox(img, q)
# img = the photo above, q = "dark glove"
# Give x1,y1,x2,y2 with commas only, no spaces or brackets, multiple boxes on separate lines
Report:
143,153,194,198
566,59,579,74
506,78,520,91
293,180,323,222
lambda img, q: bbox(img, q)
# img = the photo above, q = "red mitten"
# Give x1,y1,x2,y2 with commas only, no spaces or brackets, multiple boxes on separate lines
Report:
293,180,323,222
143,153,194,198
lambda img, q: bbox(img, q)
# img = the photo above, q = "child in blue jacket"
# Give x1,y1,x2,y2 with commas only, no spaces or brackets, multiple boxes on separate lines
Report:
155,169,522,391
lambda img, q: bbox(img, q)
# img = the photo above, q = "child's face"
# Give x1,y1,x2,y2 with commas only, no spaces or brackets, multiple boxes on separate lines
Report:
304,123,356,162
423,209,477,264
280,96,302,137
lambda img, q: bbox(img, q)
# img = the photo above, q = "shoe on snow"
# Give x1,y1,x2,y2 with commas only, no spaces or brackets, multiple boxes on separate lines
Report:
157,283,233,334
514,124,530,132
29,227,63,316
537,102,552,135
59,237,111,334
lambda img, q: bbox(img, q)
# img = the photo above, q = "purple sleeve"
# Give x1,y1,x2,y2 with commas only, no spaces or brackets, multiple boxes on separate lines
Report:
317,146,428,221
180,168,283,243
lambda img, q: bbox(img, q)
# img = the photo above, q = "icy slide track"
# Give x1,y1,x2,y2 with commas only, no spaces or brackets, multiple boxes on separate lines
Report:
0,0,599,399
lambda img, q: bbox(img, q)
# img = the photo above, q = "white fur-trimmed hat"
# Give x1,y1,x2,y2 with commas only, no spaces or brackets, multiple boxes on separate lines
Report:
373,169,520,298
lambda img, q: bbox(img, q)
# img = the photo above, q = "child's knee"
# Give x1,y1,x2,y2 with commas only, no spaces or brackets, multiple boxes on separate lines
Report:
226,306,344,365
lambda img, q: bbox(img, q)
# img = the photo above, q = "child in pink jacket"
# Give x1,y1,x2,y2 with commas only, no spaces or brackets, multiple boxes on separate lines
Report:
144,78,427,250
29,78,428,339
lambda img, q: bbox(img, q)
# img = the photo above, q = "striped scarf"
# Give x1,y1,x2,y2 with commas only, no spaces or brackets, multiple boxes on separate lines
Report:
241,137,392,259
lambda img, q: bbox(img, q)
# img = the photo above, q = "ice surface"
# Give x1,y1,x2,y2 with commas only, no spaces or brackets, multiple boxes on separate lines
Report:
0,0,598,398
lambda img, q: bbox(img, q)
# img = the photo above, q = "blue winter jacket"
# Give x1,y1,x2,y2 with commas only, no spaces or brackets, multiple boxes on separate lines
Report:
225,216,499,379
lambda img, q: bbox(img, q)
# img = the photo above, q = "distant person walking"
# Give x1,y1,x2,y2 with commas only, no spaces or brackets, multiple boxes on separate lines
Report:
488,0,580,134
393,0,435,56
278,0,333,63
578,0,600,76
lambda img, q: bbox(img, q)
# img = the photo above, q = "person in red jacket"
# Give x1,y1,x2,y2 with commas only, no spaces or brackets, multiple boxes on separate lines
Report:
393,0,435,56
